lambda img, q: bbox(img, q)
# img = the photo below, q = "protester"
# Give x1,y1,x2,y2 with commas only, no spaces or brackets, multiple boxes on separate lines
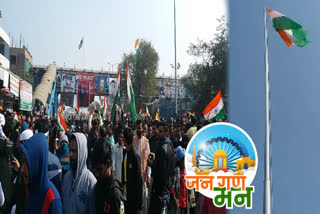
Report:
149,122,175,214
34,119,63,192
113,129,125,181
149,120,160,154
91,140,123,214
56,134,70,174
20,121,29,134
0,123,14,213
12,122,21,144
11,128,33,214
172,126,183,149
61,133,97,214
133,120,151,214
20,133,63,213
0,104,220,214
122,127,143,214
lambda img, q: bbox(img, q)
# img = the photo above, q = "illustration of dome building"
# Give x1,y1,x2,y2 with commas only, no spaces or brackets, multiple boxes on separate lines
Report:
236,155,255,170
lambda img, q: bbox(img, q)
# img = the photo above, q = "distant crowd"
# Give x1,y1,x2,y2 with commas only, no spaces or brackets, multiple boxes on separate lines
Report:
0,108,226,214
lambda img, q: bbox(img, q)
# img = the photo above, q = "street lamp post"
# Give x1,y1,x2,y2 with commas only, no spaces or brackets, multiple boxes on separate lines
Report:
174,0,177,116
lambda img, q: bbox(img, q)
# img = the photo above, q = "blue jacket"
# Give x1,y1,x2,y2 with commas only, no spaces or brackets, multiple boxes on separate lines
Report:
48,151,63,191
21,133,63,214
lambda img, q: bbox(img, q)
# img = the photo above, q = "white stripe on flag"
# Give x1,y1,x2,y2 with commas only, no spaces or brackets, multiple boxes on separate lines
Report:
204,98,224,120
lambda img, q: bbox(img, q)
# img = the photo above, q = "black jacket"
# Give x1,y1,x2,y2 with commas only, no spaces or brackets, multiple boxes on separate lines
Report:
122,146,142,213
149,135,160,154
94,173,123,214
0,139,14,213
151,137,174,196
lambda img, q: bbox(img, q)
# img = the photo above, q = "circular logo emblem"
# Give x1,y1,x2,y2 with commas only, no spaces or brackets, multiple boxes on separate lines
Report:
185,122,258,208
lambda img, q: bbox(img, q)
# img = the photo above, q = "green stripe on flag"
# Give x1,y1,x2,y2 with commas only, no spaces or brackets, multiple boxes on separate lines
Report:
134,48,139,62
273,16,309,47
215,108,225,121
129,85,137,122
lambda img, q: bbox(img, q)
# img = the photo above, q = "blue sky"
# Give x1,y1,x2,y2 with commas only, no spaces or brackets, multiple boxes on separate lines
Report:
229,0,319,213
2,0,226,77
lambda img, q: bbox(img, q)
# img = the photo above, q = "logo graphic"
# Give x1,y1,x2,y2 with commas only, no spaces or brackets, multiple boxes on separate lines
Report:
185,122,258,209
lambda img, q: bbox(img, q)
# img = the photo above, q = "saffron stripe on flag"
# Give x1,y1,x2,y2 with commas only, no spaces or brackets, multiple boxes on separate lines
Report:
202,91,222,115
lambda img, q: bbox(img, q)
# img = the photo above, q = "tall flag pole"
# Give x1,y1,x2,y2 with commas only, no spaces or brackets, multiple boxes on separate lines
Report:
264,9,272,214
265,8,309,214
126,61,137,122
111,66,121,122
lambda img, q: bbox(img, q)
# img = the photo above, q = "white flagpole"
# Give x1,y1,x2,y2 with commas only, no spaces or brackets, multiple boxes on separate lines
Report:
264,8,272,214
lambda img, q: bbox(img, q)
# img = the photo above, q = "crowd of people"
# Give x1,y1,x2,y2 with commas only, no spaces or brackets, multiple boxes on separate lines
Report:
0,107,227,214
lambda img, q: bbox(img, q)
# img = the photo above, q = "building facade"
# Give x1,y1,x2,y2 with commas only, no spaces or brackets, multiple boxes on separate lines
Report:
10,47,33,79
0,26,10,70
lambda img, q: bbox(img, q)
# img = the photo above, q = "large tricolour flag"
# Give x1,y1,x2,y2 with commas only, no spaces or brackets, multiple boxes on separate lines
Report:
126,61,137,122
267,9,309,47
111,67,121,122
202,90,225,121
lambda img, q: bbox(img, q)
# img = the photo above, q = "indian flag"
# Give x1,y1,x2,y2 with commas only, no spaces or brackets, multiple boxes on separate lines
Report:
111,66,121,122
13,112,22,125
75,104,80,114
57,111,67,132
126,61,137,122
137,107,142,119
267,9,309,47
135,39,139,48
156,112,160,121
61,102,65,113
78,37,84,49
146,106,150,117
203,90,225,121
